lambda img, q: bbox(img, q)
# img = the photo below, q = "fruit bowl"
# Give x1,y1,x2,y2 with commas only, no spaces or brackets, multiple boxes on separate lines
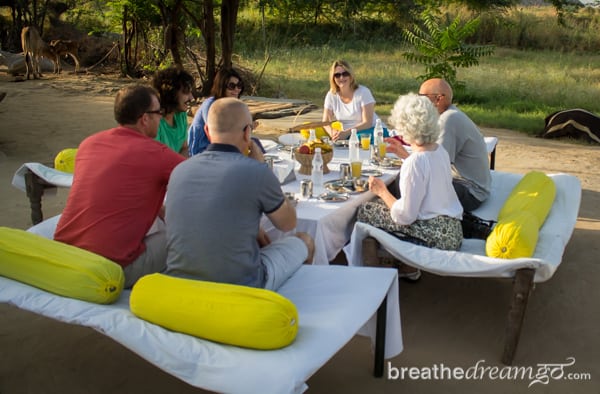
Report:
294,149,334,175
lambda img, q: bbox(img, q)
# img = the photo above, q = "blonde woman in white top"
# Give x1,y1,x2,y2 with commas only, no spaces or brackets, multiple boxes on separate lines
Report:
357,93,463,251
322,59,385,141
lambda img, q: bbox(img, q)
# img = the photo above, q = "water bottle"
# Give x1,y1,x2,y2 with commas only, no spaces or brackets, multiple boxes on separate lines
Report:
348,128,361,178
373,119,385,158
308,129,317,143
348,128,360,163
311,147,324,195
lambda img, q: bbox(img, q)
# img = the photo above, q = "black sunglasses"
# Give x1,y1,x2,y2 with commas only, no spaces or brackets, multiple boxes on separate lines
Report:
333,71,350,79
418,93,444,98
226,81,244,90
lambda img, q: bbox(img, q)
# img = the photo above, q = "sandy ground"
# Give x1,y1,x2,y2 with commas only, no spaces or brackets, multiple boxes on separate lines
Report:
0,72,599,393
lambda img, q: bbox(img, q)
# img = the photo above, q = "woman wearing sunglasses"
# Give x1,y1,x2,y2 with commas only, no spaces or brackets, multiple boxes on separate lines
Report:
322,59,387,141
188,68,245,155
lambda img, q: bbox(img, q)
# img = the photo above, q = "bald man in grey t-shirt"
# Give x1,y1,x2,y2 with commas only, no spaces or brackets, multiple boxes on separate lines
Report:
437,103,491,210
165,98,314,290
385,79,491,211
419,79,491,211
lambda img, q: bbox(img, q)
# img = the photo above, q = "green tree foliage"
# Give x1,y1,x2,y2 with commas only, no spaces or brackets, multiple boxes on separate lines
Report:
105,0,161,77
101,0,237,87
259,0,405,25
403,8,494,91
444,0,518,10
0,0,573,88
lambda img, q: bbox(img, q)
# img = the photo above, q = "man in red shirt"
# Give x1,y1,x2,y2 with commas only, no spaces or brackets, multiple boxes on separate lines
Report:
54,85,185,288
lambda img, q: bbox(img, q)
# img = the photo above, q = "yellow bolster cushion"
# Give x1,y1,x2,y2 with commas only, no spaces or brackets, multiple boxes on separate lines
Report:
0,227,124,304
54,148,78,173
130,273,299,350
486,171,556,259
485,211,539,259
498,171,556,223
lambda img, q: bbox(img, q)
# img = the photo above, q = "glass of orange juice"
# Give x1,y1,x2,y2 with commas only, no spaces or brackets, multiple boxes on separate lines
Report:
360,135,370,150
378,142,387,158
351,161,362,178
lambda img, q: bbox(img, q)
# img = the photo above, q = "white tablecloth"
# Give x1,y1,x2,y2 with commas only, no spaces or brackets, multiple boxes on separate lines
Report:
262,146,400,264
12,142,400,265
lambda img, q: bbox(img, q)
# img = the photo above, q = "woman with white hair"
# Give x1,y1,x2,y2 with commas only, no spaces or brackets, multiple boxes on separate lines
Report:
357,93,463,253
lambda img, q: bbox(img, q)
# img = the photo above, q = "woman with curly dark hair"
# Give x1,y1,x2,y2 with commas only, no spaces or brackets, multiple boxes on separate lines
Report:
187,67,245,156
152,67,195,156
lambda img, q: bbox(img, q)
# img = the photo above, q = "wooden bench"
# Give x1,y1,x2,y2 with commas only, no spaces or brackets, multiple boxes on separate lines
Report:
345,171,581,366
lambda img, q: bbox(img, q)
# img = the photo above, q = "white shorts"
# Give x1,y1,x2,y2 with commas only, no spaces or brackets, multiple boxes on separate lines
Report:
123,219,167,288
260,236,308,290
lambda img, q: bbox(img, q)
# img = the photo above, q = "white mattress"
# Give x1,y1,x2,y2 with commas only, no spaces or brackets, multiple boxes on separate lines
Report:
0,264,402,394
10,137,277,193
344,172,581,283
12,162,73,192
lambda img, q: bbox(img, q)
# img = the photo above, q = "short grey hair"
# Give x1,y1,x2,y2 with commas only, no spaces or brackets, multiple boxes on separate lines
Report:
388,93,440,146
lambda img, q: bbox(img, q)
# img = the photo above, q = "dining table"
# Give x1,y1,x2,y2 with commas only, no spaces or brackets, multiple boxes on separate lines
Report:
260,138,402,265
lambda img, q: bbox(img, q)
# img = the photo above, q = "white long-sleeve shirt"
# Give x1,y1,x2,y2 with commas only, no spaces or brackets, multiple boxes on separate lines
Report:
390,145,463,225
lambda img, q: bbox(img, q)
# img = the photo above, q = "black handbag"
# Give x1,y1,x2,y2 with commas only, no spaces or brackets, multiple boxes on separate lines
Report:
461,212,496,239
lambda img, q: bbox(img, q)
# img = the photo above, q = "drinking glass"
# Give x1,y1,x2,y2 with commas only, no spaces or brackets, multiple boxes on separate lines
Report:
351,161,362,178
378,142,387,158
360,135,370,150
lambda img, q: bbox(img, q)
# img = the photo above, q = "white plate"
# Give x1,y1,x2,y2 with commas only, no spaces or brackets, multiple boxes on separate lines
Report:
361,169,383,177
278,133,305,146
324,180,368,194
318,192,349,202
376,158,402,169
264,154,283,163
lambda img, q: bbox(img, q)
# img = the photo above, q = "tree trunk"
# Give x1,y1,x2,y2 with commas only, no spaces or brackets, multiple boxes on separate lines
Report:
220,0,239,70
204,0,216,92
183,0,239,95
159,0,184,69
121,5,131,77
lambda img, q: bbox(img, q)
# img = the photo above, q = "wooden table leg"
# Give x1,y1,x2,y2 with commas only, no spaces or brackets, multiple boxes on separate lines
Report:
24,170,46,225
362,237,380,267
502,268,535,365
374,296,388,377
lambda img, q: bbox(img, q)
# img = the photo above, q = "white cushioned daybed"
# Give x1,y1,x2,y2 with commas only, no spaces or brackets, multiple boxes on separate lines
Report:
344,171,581,365
0,215,403,394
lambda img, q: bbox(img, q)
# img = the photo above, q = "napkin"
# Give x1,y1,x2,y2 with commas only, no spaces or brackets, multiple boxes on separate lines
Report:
273,160,296,185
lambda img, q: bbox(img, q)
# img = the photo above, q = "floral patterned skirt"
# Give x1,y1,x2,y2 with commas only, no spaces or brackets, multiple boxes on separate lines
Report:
357,200,463,251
